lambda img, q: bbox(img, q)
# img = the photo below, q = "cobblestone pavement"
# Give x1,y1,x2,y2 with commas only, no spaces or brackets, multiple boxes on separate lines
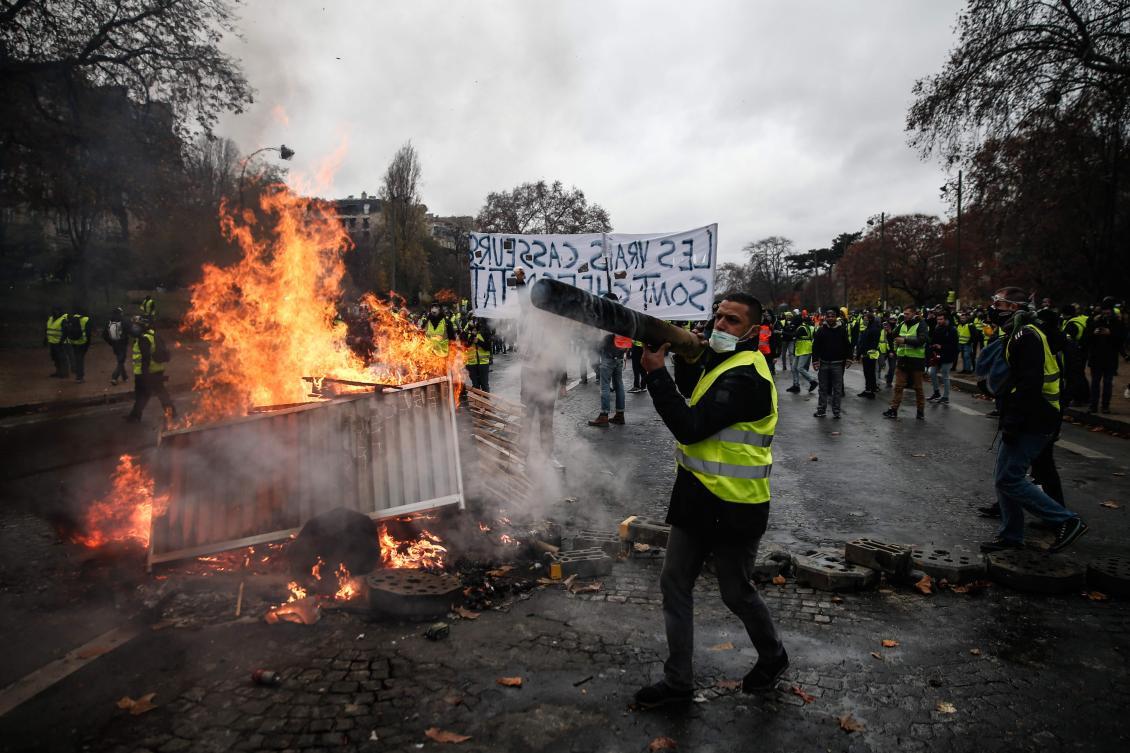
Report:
1,359,1129,752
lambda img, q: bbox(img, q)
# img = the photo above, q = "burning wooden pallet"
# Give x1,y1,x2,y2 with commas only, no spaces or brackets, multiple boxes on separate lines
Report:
465,388,530,505
148,376,464,567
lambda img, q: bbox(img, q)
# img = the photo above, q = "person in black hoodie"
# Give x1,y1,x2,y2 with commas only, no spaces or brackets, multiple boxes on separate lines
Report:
979,287,1087,554
1082,297,1126,414
927,311,959,404
812,307,852,418
856,312,881,398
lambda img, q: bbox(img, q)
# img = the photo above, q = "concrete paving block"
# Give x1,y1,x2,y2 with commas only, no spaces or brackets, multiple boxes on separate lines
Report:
793,550,878,592
1087,555,1130,597
571,530,623,558
911,546,987,583
752,544,792,581
845,538,912,575
618,516,671,548
366,570,463,620
986,550,1086,595
548,548,613,580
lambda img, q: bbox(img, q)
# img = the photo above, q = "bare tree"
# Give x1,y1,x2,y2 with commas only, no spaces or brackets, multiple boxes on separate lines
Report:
379,141,427,294
743,236,801,308
185,134,240,208
476,180,611,234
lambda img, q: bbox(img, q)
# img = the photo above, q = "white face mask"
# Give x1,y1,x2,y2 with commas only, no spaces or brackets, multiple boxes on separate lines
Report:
707,324,754,353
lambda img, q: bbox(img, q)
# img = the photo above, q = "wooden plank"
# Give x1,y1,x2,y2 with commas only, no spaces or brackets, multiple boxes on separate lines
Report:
467,388,525,415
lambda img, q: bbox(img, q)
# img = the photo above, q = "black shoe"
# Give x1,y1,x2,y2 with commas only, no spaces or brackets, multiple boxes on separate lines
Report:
1101,407,1111,415
980,537,1023,553
633,680,693,709
813,410,826,418
882,408,897,419
928,393,941,402
833,413,841,419
939,397,949,404
742,650,789,693
808,381,818,393
785,385,800,394
864,392,876,399
916,410,925,420
987,409,1000,418
1049,518,1088,553
856,391,870,398
978,504,1002,519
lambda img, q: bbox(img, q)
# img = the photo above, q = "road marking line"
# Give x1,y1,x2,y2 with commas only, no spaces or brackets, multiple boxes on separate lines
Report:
1057,440,1111,460
0,624,142,717
949,403,982,416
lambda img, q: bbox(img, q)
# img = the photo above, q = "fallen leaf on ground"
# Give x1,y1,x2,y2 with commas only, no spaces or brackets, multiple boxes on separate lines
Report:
838,713,864,733
497,676,523,687
969,648,982,656
116,693,157,716
936,701,957,714
1086,591,1109,601
425,727,471,744
831,595,843,603
1088,426,1104,432
562,574,578,590
915,574,934,595
453,606,480,620
264,596,321,625
950,579,991,594
569,580,602,594
809,455,819,461
487,565,512,578
881,639,899,648
443,693,463,706
708,641,735,651
716,679,742,690
536,577,557,586
911,452,927,458
1113,471,1126,477
633,542,651,552
1100,500,1121,509
791,686,815,703
870,651,883,660
648,736,678,751
829,431,841,436
771,575,787,586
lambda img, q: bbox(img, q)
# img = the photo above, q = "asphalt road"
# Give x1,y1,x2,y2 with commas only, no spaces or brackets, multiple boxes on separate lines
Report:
0,354,1128,752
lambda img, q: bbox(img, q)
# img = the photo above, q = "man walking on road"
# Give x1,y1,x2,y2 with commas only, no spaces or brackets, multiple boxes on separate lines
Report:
979,287,1087,554
785,314,818,394
103,307,130,385
125,317,176,423
812,307,852,419
883,306,929,420
634,292,787,709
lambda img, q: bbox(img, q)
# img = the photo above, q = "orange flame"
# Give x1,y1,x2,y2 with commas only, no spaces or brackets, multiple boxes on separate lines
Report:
334,563,360,600
73,454,167,548
180,181,461,425
379,523,447,569
286,581,308,602
311,556,325,581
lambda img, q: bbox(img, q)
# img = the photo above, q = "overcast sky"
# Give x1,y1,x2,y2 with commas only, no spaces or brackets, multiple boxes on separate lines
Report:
218,0,964,266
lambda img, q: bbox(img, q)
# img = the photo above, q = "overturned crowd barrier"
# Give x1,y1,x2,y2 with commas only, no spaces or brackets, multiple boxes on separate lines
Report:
148,377,464,566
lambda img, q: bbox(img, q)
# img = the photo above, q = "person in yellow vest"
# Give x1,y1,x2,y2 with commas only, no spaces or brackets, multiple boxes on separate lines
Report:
64,307,92,383
1058,303,1090,406
422,305,454,357
140,294,156,320
882,305,929,420
125,317,176,422
979,287,1087,554
956,313,976,373
461,317,493,393
44,306,72,378
633,292,787,708
785,315,818,393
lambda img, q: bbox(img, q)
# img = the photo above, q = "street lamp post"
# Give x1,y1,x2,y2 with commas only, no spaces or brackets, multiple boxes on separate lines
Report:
238,144,295,208
941,170,963,307
867,212,887,309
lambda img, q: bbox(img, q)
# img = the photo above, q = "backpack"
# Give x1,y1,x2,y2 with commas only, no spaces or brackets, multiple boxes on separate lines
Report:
62,315,83,341
107,321,123,342
152,332,171,363
974,337,1009,396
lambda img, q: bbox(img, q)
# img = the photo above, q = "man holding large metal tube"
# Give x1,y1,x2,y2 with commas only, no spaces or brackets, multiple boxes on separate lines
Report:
635,292,788,708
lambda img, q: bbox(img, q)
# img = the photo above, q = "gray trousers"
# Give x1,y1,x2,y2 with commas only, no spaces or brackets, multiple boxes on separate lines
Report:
817,361,845,414
660,524,784,690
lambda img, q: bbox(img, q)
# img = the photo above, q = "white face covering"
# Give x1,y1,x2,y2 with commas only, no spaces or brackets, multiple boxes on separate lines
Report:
707,324,755,353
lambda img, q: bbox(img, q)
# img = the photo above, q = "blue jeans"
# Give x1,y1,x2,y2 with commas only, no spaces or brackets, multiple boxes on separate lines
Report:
599,351,625,413
929,362,951,399
959,344,974,371
995,432,1076,543
792,353,815,387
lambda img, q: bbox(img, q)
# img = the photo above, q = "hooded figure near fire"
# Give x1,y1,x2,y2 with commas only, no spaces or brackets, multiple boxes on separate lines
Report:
634,291,788,709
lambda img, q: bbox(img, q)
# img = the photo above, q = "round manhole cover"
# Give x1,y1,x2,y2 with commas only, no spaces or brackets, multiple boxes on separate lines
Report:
1088,555,1130,596
987,550,1085,594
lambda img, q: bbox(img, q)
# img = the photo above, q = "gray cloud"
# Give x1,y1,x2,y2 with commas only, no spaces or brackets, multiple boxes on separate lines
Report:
219,0,963,265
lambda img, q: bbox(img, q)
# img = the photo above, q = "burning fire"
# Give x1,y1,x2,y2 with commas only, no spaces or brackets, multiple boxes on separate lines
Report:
334,563,360,600
73,455,168,548
286,581,308,602
181,181,461,425
379,523,447,569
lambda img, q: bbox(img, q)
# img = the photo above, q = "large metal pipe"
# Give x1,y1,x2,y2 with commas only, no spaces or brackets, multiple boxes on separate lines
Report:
529,278,705,359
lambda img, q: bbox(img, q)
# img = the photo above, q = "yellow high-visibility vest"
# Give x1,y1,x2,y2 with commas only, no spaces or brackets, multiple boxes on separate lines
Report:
1005,325,1060,411
674,350,777,504
132,331,166,375
46,315,66,344
425,319,449,355
794,324,814,356
66,315,90,345
896,322,926,359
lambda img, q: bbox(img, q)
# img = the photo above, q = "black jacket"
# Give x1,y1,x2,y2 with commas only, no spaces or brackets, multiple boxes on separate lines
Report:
857,322,881,357
812,324,852,362
999,319,1061,435
645,341,772,544
931,324,958,364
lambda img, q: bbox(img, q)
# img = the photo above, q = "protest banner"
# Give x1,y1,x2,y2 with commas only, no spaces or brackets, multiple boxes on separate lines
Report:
468,224,717,320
